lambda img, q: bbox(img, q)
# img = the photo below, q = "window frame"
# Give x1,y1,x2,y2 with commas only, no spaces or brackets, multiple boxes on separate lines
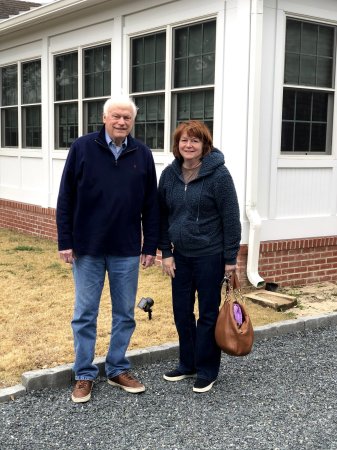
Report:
281,17,337,156
53,42,111,150
129,17,216,153
0,59,42,150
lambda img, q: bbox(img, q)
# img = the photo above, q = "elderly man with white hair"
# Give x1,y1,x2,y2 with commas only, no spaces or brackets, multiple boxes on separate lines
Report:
56,95,159,403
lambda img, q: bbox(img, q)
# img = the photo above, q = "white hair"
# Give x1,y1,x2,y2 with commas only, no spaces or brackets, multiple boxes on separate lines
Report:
103,96,138,119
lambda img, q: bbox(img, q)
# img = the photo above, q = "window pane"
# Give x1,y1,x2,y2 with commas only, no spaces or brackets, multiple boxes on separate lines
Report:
285,19,335,89
311,124,326,151
22,60,41,104
1,65,17,106
286,20,301,53
156,62,165,90
281,88,332,153
188,56,202,86
55,53,78,101
1,108,18,147
175,59,187,88
202,54,215,84
189,24,202,56
55,103,78,148
134,94,165,150
144,35,155,63
131,32,166,93
175,28,188,58
177,93,190,120
144,64,156,91
85,100,104,133
318,27,334,57
174,20,216,88
282,89,295,120
190,93,203,118
22,105,41,148
294,123,310,151
312,92,328,121
281,122,294,151
301,22,317,55
203,21,216,54
316,57,333,87
84,45,111,98
176,90,214,127
296,91,311,121
204,90,214,119
156,33,166,60
284,53,300,84
299,55,316,85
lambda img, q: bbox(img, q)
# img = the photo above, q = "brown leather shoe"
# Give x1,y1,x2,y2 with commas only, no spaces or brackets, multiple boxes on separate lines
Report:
71,380,93,403
108,372,145,393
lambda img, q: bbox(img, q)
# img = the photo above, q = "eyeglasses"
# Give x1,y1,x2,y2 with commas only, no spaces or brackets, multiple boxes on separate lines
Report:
109,114,133,122
179,138,201,145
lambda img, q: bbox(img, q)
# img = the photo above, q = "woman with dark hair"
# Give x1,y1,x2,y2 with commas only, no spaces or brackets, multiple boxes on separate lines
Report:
158,120,241,393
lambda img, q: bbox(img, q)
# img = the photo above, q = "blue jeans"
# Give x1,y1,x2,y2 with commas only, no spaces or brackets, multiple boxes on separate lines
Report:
172,251,224,381
72,255,140,380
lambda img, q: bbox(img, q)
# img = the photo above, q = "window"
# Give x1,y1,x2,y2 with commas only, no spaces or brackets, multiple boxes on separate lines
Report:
54,44,111,149
1,65,18,147
55,52,78,149
131,19,216,151
173,21,215,135
22,60,41,148
281,19,335,154
83,45,111,134
0,61,41,148
131,32,166,149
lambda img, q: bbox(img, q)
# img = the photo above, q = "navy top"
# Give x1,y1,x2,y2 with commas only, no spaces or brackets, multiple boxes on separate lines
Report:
158,148,241,265
56,125,159,257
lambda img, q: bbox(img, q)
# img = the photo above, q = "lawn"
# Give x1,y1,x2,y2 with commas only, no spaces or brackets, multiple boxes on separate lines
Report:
0,228,292,388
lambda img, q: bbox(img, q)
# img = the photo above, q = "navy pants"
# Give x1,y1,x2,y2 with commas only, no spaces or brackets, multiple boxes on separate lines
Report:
172,251,224,381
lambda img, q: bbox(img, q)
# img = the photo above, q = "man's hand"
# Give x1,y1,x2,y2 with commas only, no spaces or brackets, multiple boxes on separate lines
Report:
140,254,156,269
162,256,176,278
59,249,75,264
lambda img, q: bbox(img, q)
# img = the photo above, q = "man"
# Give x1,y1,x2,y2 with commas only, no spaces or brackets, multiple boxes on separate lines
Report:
56,96,159,403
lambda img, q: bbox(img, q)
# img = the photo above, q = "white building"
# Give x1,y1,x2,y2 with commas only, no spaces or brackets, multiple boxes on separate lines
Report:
0,0,336,287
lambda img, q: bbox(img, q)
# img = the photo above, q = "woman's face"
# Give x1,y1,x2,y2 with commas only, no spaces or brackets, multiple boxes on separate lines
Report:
178,133,203,165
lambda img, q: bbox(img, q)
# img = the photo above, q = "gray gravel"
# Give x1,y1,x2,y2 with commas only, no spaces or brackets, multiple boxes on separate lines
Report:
1,327,337,450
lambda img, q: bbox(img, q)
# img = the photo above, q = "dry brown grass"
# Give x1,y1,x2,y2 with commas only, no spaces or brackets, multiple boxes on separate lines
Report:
0,228,293,388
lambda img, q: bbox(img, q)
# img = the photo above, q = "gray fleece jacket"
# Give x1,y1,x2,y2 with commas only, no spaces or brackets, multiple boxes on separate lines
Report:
158,148,241,264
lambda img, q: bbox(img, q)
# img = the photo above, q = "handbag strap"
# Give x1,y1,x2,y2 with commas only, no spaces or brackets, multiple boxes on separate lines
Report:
221,272,242,302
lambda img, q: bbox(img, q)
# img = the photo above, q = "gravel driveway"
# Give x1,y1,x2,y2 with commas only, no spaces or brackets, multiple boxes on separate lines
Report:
1,326,337,450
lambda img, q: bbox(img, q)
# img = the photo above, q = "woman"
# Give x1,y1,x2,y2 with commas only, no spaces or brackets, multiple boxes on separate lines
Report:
158,120,241,393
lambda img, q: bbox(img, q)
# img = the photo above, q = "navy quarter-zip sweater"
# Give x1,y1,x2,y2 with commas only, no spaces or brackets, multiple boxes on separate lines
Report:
158,148,241,265
56,126,159,257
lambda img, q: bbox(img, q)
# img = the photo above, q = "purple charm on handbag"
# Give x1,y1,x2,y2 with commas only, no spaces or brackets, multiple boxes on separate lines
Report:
233,303,243,327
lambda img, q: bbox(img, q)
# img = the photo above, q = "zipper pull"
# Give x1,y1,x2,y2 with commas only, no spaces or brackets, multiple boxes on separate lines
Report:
185,184,187,191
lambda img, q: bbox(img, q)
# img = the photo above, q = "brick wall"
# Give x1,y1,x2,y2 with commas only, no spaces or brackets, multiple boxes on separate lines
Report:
1,199,336,287
257,237,337,287
0,199,57,240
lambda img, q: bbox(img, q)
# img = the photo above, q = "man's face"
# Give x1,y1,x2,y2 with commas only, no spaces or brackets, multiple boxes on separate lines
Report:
103,106,135,145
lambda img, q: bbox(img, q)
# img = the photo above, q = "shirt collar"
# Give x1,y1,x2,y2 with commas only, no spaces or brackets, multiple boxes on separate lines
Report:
105,131,128,148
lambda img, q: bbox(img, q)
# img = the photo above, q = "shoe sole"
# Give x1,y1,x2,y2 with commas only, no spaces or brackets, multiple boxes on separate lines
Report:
163,373,196,382
71,392,91,403
193,381,215,393
107,379,145,393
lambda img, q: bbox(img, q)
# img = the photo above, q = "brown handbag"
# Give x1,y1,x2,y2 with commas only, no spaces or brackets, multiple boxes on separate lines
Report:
215,273,254,356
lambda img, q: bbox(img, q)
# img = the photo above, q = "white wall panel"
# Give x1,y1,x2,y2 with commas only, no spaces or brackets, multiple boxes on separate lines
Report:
276,168,332,218
21,158,44,190
0,156,20,187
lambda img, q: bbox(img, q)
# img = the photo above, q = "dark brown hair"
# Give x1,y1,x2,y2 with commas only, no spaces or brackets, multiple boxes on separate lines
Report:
172,120,213,160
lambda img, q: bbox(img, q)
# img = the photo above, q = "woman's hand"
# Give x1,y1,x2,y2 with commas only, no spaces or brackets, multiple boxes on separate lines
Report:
224,264,237,274
162,257,176,278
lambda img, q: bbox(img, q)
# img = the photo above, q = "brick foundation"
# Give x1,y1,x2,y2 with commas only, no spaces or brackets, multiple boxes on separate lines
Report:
1,199,336,287
0,198,57,241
